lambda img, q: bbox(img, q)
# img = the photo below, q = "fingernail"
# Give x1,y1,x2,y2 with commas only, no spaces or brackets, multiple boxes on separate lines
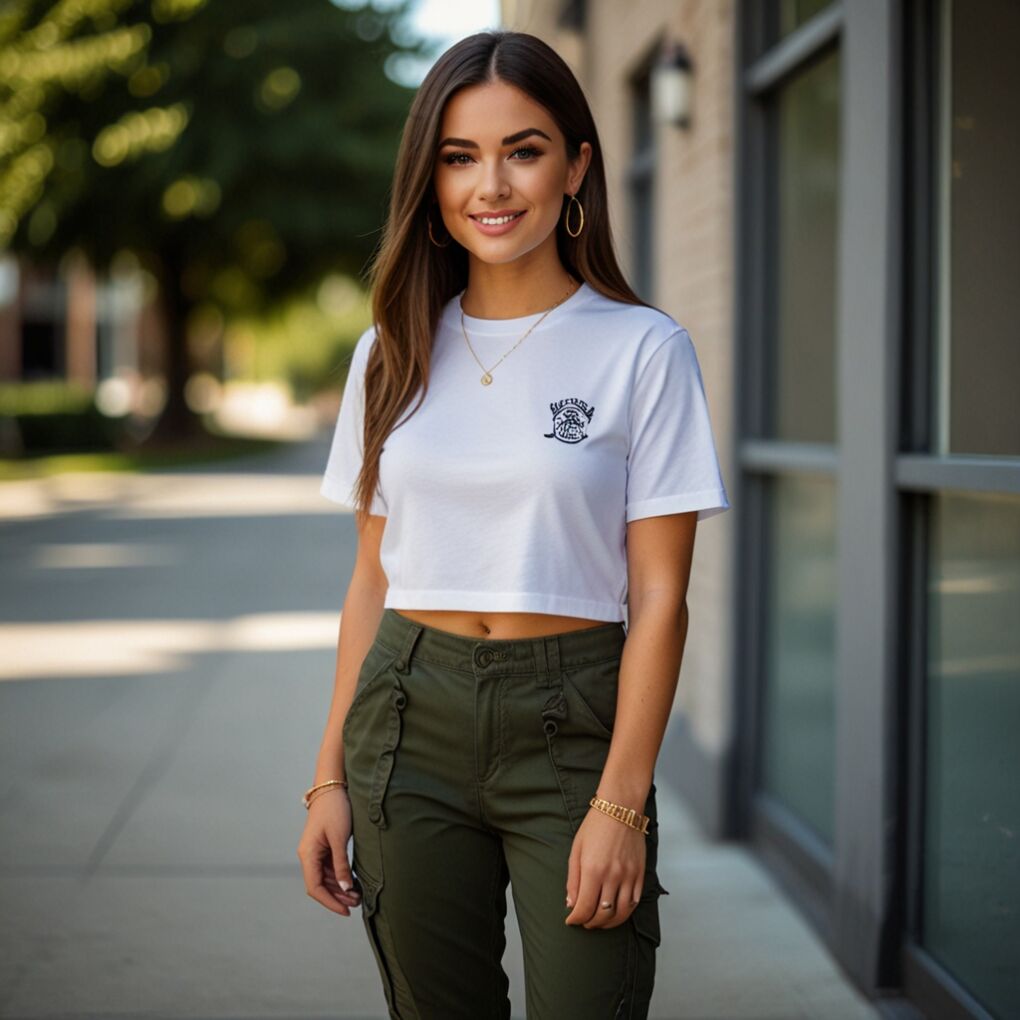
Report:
340,879,352,892
565,897,572,907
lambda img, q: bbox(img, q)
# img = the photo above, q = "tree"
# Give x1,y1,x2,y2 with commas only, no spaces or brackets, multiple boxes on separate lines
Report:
0,0,423,439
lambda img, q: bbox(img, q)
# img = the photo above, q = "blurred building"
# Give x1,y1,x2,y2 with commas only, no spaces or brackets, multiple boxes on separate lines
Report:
0,253,160,388
500,2,1018,1018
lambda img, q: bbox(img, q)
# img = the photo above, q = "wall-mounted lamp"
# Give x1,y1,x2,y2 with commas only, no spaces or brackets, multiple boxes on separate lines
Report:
651,40,694,129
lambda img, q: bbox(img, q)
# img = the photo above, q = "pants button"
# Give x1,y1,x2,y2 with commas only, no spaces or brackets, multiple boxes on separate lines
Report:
475,648,493,668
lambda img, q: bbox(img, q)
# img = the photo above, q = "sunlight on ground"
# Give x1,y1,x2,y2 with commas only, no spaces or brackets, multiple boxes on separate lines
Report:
0,612,341,681
2,468,350,682
0,472,346,521
31,542,177,568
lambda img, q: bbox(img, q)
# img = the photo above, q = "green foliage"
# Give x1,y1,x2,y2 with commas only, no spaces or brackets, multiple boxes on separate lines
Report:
1,0,424,312
225,274,370,400
0,379,95,415
284,336,356,403
0,433,284,479
0,380,127,452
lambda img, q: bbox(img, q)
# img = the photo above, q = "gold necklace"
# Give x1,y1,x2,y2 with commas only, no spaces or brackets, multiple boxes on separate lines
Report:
460,278,579,386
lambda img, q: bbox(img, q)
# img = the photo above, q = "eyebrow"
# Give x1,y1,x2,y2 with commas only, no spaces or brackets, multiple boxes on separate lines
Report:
437,127,552,150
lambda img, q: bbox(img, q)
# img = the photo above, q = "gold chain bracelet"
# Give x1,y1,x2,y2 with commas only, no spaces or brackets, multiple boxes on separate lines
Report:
589,795,650,835
301,778,348,809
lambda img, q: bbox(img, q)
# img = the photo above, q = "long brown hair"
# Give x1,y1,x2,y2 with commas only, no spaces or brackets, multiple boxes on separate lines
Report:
351,29,650,520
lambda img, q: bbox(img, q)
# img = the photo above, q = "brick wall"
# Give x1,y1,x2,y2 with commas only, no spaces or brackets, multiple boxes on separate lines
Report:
500,2,738,763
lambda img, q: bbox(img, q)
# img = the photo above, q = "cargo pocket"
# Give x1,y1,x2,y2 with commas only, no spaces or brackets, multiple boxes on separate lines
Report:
630,877,668,948
344,649,406,887
541,675,614,833
561,657,620,738
342,640,402,744
614,877,668,1019
359,873,401,1018
367,679,407,829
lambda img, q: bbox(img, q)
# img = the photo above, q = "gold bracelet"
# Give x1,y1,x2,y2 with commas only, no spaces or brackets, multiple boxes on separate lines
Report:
305,785,348,809
588,795,650,835
301,778,348,809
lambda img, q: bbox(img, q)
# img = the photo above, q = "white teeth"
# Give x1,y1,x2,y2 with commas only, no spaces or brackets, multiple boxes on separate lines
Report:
475,212,522,225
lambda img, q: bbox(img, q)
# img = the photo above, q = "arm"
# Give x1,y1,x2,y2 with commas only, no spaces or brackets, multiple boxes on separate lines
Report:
564,509,696,929
312,511,390,787
597,510,696,810
298,510,388,918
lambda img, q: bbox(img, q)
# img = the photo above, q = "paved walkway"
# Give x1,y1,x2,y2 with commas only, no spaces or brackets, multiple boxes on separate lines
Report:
0,437,879,1018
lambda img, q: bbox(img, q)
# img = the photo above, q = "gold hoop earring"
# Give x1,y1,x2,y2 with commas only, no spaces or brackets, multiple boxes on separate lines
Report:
428,210,451,248
564,194,584,238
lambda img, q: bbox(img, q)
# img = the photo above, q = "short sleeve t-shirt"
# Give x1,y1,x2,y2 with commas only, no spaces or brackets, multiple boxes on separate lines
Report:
321,280,730,622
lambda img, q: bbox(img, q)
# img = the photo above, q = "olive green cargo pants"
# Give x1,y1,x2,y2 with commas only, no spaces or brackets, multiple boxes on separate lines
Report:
342,608,669,1019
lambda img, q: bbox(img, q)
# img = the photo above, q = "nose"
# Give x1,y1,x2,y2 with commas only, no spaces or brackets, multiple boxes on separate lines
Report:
478,157,510,201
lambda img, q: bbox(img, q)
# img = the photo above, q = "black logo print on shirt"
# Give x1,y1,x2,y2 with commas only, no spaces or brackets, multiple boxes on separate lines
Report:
544,397,595,444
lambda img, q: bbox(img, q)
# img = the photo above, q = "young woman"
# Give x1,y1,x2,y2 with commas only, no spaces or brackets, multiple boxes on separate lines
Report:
297,29,729,1020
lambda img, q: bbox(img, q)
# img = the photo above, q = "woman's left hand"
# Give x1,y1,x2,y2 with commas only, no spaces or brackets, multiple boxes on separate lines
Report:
564,807,647,929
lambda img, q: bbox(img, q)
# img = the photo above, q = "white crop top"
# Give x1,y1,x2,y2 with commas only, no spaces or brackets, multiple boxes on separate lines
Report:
321,281,730,622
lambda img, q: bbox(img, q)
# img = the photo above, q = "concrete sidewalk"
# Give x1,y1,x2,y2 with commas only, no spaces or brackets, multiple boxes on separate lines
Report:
0,440,879,1018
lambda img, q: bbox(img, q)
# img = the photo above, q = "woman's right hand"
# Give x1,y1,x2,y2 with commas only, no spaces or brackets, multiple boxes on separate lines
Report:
297,788,362,916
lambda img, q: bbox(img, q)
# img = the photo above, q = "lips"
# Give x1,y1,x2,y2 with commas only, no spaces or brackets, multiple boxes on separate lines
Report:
467,209,529,238
469,210,525,222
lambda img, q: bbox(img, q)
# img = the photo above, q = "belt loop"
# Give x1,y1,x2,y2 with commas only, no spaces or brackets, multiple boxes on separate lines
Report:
539,634,561,688
394,618,423,674
533,638,548,688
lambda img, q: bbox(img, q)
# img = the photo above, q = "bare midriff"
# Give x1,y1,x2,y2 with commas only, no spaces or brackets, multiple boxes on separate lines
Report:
391,608,613,640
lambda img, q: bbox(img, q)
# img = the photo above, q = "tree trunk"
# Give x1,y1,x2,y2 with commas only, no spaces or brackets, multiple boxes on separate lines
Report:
148,249,204,445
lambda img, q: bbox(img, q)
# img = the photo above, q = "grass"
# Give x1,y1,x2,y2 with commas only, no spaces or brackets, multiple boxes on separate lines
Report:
0,433,287,482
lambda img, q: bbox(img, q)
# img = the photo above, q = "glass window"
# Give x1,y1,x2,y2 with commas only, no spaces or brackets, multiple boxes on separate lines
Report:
778,0,834,39
935,0,1020,456
761,474,837,843
923,490,1020,1017
629,68,654,302
772,48,841,443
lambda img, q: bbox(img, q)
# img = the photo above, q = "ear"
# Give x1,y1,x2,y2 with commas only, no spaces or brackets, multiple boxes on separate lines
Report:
566,141,593,195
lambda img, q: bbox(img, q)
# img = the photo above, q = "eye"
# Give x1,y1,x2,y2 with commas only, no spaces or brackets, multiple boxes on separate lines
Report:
441,145,543,166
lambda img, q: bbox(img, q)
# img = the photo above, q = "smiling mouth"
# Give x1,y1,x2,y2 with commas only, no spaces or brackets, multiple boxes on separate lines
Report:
469,211,526,225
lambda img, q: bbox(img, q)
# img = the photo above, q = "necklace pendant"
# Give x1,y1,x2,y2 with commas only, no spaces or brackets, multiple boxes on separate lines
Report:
481,372,493,385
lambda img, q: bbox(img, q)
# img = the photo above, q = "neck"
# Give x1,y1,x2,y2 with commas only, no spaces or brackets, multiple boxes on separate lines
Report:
461,257,579,319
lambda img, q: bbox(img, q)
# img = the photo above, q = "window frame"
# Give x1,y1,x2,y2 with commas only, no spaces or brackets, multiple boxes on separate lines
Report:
735,2,1020,1016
